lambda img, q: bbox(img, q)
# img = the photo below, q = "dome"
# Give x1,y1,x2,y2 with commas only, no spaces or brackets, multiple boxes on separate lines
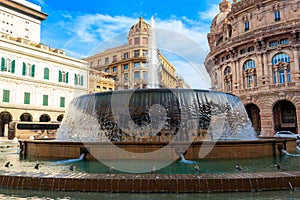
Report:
129,17,151,35
211,0,231,28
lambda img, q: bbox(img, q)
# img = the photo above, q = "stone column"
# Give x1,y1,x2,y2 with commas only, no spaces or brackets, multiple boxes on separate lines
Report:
235,60,240,89
284,66,289,85
257,53,263,85
294,48,299,71
275,69,279,84
263,53,268,77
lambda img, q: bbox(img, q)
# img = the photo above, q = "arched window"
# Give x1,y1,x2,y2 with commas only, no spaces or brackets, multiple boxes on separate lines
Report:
224,66,231,75
44,67,49,80
272,53,290,65
272,53,291,84
223,66,232,92
243,59,256,70
242,59,257,88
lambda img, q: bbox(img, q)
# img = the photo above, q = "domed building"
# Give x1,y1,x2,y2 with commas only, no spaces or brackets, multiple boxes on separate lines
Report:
85,17,188,90
205,0,300,136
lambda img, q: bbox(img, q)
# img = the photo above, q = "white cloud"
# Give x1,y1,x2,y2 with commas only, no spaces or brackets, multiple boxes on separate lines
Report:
198,4,220,21
41,6,219,88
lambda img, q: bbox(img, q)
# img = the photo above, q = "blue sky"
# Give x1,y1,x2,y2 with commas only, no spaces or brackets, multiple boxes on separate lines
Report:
28,0,223,89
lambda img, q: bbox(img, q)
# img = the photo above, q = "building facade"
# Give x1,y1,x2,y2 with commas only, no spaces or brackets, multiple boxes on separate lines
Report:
84,17,186,90
205,0,300,136
89,69,115,93
0,0,89,136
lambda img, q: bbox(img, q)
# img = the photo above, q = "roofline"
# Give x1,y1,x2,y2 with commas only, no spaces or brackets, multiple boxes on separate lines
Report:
0,0,48,21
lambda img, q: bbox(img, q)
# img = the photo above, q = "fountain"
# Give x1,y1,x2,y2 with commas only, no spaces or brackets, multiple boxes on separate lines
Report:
147,16,161,88
12,17,299,193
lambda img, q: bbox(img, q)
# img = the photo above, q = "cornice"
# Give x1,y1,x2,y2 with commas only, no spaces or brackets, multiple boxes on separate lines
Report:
0,73,88,93
0,38,87,70
0,0,48,20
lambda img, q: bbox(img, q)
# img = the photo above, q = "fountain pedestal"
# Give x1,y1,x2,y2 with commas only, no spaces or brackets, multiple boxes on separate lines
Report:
19,138,297,160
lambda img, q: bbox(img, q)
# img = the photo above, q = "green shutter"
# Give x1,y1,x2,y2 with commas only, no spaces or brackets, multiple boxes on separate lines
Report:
31,65,35,77
74,74,78,85
2,90,10,103
22,62,26,76
58,70,62,82
81,75,83,86
66,72,69,83
44,68,49,80
24,92,30,104
60,97,65,108
11,60,15,73
43,95,48,106
1,58,5,71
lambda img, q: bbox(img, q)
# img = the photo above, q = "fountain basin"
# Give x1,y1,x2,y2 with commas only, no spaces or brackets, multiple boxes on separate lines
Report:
19,138,296,160
1,171,300,193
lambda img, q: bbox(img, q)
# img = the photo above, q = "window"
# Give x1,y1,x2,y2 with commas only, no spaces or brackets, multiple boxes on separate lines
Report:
105,57,109,64
223,66,232,92
225,80,231,92
280,39,288,45
44,68,49,80
74,74,84,86
142,71,148,79
272,53,290,65
97,59,101,65
123,53,129,59
134,71,140,79
243,59,256,70
224,66,231,75
243,59,257,88
248,46,254,52
134,50,140,57
269,40,278,47
24,92,30,104
2,89,9,103
142,37,148,45
274,10,280,22
240,49,246,54
273,71,277,84
60,97,65,108
124,73,128,81
105,68,109,73
273,68,291,84
142,50,148,57
1,58,15,73
58,70,69,83
134,38,140,45
272,53,291,84
134,62,140,68
142,62,147,68
278,69,285,83
113,55,117,62
123,64,129,70
113,66,117,73
244,21,249,31
22,62,35,77
90,61,94,67
43,95,48,106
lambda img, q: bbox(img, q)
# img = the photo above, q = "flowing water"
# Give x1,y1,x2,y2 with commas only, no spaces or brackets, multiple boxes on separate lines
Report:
146,17,161,88
57,89,257,142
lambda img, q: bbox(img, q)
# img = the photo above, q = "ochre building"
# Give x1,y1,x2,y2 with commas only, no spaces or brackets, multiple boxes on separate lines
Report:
205,0,300,136
84,17,188,90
